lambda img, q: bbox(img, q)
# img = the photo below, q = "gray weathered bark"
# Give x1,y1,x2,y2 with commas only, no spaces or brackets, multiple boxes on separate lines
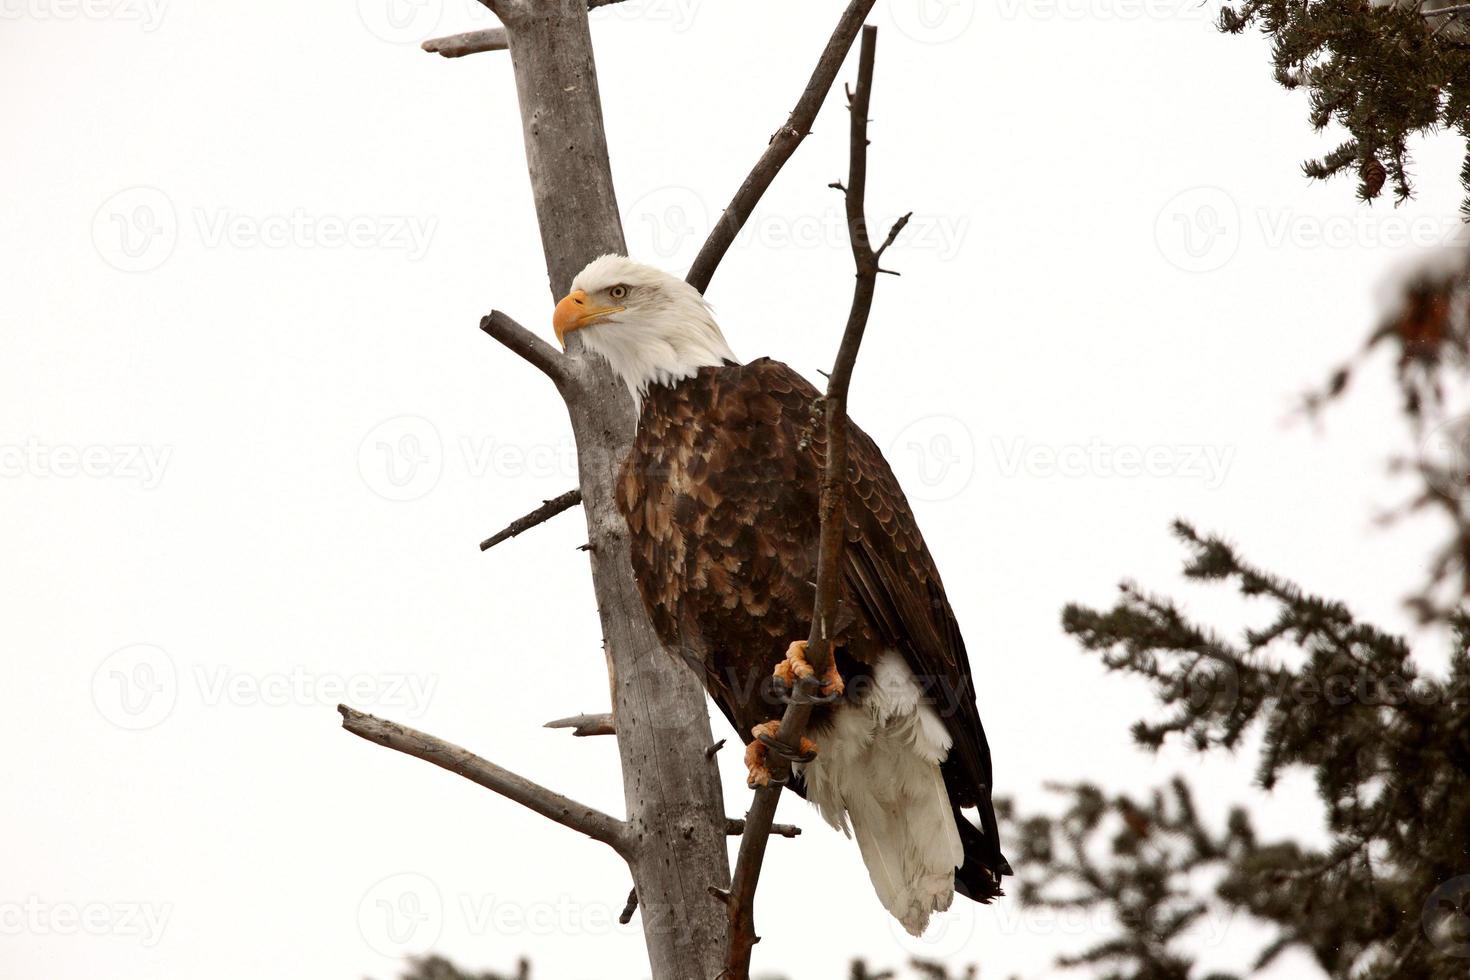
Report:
486,2,731,977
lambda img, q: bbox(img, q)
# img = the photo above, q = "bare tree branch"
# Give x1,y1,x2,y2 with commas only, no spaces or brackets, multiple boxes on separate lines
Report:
423,28,508,58
481,489,583,551
723,26,905,979
338,705,631,856
480,310,569,388
684,0,877,294
725,817,801,839
544,711,615,737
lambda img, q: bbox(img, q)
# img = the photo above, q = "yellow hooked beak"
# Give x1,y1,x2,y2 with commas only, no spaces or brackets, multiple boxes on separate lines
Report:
553,289,625,347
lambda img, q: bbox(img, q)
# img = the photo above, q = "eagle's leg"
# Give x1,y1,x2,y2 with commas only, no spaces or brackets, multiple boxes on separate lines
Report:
744,720,818,788
773,639,845,698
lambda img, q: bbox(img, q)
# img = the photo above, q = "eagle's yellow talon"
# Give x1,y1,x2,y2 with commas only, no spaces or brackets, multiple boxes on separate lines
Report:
774,639,844,697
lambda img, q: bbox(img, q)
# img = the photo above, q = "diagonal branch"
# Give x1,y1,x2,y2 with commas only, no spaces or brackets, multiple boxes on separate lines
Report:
480,310,569,388
481,489,584,551
722,26,905,979
684,0,877,294
338,705,631,856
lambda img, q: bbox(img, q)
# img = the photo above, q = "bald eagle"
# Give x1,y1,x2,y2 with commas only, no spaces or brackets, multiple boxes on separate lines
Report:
552,255,1010,935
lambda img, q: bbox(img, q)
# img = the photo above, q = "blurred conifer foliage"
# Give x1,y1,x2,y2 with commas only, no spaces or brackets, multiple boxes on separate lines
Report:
999,520,1470,978
1222,0,1470,211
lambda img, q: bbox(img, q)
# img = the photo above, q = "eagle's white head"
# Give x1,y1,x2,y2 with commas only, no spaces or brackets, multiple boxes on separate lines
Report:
552,254,738,407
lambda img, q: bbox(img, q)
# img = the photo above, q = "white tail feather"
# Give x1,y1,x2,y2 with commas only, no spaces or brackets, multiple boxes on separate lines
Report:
799,652,963,936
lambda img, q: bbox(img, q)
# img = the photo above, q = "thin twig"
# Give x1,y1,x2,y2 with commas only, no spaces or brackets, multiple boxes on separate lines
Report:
618,887,638,925
481,489,583,551
684,0,877,294
725,818,802,839
723,26,905,979
480,310,569,388
544,711,616,737
338,705,630,856
423,29,508,58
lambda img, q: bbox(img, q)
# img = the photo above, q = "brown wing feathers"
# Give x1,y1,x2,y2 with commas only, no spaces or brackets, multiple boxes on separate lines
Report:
619,357,1007,890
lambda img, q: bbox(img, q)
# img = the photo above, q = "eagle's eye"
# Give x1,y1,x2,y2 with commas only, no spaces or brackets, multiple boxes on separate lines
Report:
609,284,628,300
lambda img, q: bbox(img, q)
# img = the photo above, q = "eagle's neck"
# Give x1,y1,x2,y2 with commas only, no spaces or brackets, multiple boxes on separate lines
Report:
636,363,726,425
576,305,737,411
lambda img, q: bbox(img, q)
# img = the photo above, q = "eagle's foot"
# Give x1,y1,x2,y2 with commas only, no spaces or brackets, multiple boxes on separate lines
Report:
773,639,844,700
745,720,818,788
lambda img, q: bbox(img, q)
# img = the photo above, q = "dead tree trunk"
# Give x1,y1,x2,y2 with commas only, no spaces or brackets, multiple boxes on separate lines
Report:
490,2,732,977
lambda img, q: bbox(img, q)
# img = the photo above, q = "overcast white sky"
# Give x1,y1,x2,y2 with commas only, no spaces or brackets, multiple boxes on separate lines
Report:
3,1,1465,978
